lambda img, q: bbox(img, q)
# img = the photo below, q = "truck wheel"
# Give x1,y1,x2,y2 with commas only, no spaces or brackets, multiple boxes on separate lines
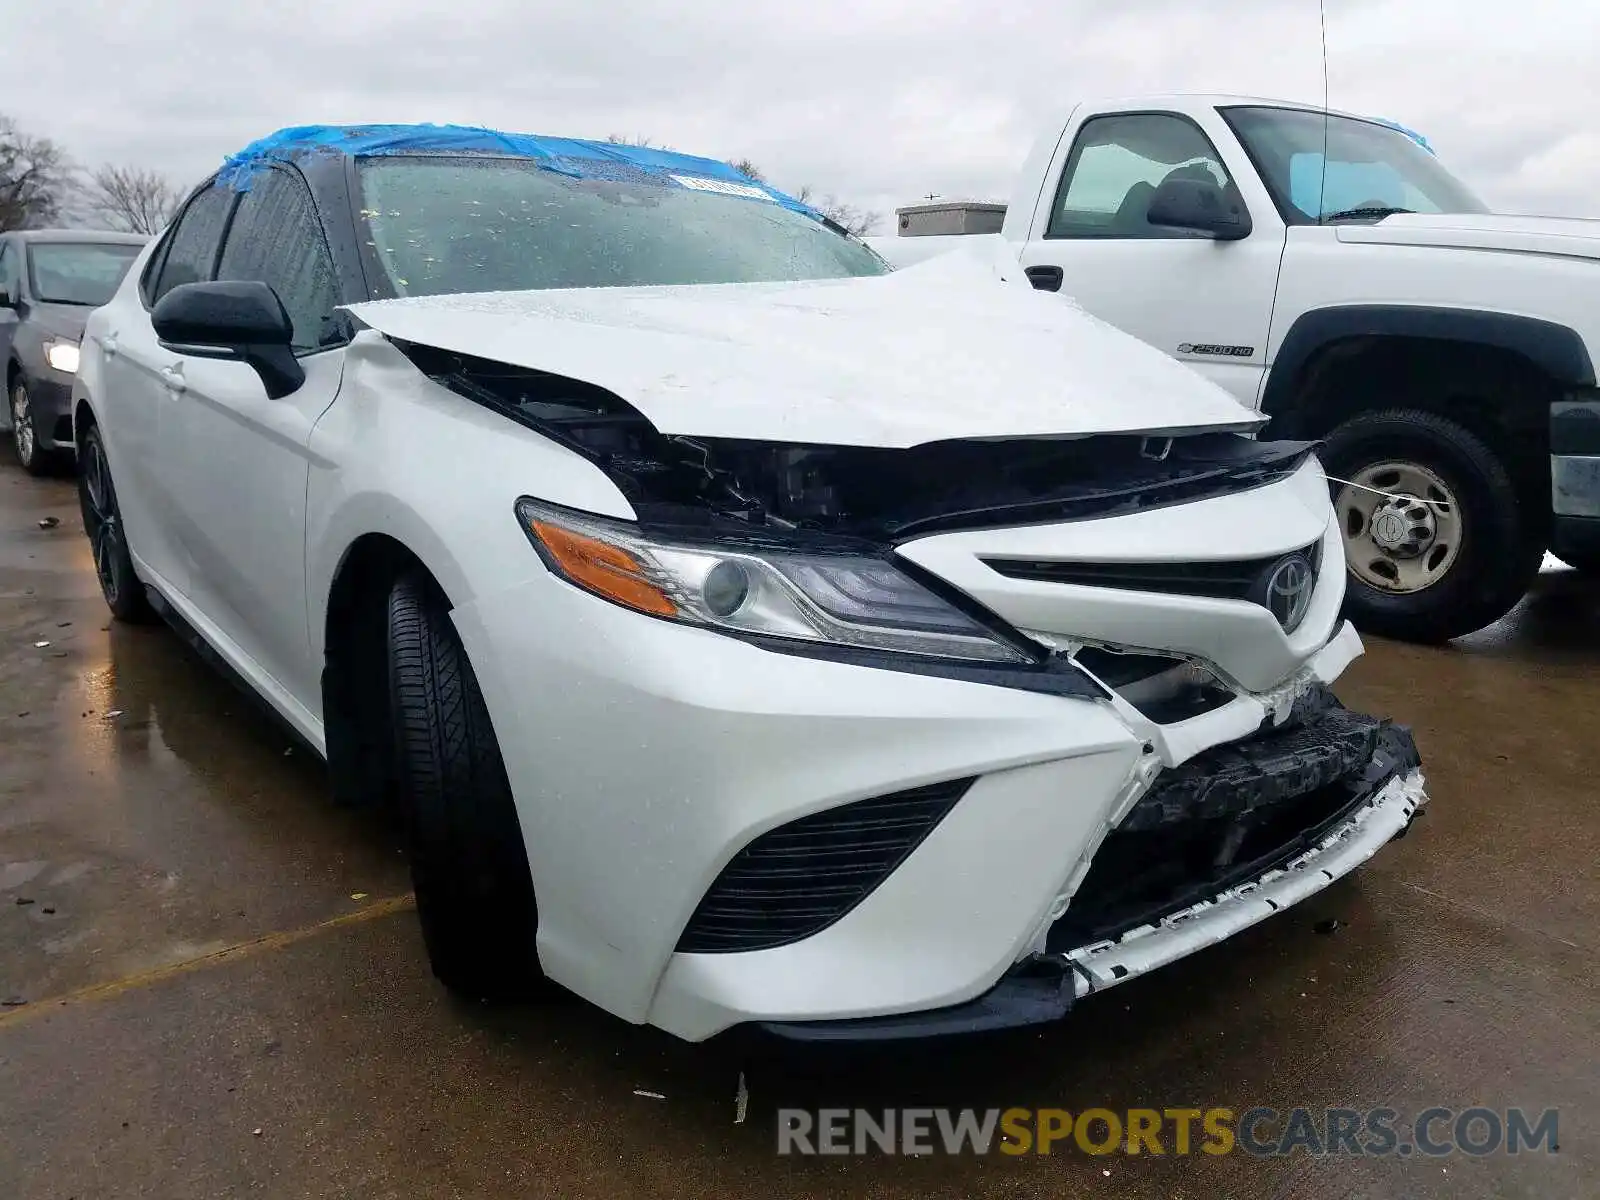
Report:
386,572,547,1000
1321,409,1543,642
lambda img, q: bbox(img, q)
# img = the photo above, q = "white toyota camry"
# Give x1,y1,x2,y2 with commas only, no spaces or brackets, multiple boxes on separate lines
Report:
71,125,1426,1041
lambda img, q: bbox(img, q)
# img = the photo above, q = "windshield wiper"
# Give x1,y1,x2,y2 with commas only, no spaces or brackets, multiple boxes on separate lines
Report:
1321,206,1413,223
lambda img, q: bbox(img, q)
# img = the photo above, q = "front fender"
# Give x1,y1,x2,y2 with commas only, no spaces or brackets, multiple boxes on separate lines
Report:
304,331,634,663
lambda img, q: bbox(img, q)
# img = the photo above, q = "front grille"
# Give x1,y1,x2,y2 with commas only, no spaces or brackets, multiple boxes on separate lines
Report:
983,542,1322,608
1047,702,1419,951
676,778,974,954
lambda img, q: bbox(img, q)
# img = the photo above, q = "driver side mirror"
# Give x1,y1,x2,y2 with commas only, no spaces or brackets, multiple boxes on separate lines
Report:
151,280,305,398
1146,178,1252,241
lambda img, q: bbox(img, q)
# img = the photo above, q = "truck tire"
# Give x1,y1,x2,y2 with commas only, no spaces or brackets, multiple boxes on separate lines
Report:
386,572,547,1000
1320,409,1543,642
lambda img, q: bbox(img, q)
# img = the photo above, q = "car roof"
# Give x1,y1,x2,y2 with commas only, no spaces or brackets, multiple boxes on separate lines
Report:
6,228,149,245
214,123,821,218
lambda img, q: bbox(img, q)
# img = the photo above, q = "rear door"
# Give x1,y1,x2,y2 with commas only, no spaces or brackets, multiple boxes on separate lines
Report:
1016,109,1287,407
99,183,238,596
162,164,346,711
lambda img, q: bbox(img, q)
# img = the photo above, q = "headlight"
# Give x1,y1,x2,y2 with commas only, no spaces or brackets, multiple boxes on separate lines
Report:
515,498,1029,664
45,339,80,375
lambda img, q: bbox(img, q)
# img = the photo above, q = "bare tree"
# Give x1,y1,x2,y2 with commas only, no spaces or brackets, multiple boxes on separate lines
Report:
87,164,181,234
729,157,881,237
0,115,73,231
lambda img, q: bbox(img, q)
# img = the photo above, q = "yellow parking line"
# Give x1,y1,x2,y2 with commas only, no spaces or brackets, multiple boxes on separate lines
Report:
0,893,416,1029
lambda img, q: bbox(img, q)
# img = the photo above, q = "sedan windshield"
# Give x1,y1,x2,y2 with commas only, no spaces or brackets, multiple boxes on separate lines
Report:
27,242,143,305
1221,106,1489,223
356,155,889,297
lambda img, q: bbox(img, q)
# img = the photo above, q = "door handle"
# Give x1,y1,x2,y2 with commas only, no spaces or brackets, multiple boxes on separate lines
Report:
160,365,187,395
1024,265,1064,293
102,333,119,358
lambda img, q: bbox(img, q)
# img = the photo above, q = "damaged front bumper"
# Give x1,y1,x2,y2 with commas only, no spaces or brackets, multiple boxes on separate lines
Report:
761,692,1425,1042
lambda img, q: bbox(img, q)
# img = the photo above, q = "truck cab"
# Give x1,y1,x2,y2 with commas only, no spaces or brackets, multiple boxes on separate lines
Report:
871,95,1600,642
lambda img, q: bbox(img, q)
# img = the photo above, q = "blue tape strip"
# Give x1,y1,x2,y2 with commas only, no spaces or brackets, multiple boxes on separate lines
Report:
215,123,820,217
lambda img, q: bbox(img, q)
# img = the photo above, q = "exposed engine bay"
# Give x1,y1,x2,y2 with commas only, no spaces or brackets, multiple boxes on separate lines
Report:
403,343,1315,541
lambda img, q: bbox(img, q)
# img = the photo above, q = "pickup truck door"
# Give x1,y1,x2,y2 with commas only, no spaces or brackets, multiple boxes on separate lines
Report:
1016,109,1286,408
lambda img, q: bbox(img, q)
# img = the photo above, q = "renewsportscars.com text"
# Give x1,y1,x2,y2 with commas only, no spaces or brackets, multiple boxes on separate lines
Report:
776,1106,1560,1158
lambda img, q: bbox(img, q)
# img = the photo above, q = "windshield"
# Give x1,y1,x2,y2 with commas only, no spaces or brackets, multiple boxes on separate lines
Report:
27,242,143,306
356,156,889,297
1221,106,1489,223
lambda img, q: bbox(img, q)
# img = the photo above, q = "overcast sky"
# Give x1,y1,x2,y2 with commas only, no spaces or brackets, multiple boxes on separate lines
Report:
6,0,1598,229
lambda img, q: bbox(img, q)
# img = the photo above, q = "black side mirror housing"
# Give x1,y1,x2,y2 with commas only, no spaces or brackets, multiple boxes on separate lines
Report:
151,280,305,398
1146,178,1252,241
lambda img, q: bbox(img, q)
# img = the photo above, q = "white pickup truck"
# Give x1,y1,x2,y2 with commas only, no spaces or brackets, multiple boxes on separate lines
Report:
870,94,1600,642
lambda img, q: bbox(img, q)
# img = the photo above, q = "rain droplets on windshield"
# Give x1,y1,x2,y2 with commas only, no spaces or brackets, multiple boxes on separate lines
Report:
356,156,888,297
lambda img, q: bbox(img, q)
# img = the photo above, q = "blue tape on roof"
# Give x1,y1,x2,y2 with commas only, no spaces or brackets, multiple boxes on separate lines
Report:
215,123,820,217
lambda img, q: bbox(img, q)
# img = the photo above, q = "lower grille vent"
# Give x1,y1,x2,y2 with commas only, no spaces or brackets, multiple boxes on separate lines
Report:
676,778,974,953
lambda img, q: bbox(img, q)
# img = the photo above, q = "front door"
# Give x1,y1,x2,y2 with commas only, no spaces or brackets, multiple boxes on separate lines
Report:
161,165,347,714
1017,110,1287,407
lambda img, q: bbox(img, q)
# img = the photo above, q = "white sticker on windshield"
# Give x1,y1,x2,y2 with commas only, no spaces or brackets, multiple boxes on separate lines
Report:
670,175,776,201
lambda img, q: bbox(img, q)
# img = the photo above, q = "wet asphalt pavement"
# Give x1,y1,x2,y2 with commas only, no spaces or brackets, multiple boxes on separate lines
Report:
1,466,1596,1200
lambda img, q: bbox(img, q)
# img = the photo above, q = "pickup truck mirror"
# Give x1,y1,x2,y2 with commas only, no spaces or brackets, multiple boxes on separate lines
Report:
151,280,305,399
1146,178,1252,242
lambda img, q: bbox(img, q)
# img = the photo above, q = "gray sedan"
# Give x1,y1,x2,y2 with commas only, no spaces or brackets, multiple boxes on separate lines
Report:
1,229,147,473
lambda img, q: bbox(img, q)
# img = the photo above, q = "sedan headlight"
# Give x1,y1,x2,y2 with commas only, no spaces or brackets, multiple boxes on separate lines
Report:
515,497,1028,664
45,339,81,375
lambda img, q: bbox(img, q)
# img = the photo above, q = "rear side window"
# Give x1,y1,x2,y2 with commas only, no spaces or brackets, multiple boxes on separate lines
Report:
151,185,236,302
216,168,342,352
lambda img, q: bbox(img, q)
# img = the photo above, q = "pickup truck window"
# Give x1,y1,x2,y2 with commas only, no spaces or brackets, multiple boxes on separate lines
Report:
1046,113,1236,239
1220,106,1489,224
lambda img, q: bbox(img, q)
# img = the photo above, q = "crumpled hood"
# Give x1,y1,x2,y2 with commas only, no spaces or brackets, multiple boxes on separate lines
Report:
1337,212,1600,262
347,240,1258,448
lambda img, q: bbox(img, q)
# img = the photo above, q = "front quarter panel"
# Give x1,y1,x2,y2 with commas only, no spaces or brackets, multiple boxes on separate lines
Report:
304,331,635,670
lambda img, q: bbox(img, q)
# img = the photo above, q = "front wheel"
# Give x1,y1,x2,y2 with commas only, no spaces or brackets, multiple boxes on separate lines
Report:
1321,409,1543,643
386,572,547,1000
10,378,66,476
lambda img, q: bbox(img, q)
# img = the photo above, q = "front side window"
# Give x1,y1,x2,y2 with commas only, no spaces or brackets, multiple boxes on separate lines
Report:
1047,113,1238,239
1222,106,1489,223
356,156,889,297
26,242,142,306
152,185,236,302
217,168,342,351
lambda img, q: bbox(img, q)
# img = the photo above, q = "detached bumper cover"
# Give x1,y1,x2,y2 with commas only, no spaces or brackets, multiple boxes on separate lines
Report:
761,701,1423,1042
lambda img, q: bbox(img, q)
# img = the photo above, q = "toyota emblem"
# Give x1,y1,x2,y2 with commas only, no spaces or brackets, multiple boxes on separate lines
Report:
1260,553,1315,632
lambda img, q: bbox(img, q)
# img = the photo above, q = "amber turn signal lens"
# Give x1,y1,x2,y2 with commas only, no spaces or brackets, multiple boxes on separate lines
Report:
528,520,679,617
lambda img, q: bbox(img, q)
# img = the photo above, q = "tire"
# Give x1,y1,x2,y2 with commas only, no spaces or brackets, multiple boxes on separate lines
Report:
76,423,157,623
1321,409,1543,643
10,377,67,476
386,572,546,999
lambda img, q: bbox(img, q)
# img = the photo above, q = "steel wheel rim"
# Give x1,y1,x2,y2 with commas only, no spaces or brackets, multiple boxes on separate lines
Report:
1335,460,1463,594
11,384,33,465
82,438,121,605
